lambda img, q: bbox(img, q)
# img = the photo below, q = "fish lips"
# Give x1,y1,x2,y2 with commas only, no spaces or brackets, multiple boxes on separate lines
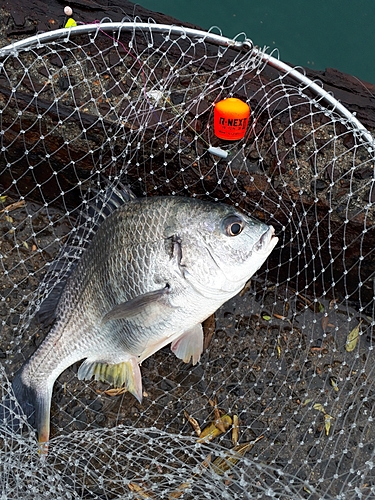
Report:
255,226,279,254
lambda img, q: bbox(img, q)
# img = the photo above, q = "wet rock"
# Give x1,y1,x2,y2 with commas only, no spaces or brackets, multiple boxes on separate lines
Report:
353,164,374,179
160,378,177,391
49,55,65,68
59,77,74,91
170,93,184,105
311,178,328,192
11,11,25,27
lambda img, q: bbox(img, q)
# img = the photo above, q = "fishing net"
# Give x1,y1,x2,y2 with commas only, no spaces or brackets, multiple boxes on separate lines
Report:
1,20,375,499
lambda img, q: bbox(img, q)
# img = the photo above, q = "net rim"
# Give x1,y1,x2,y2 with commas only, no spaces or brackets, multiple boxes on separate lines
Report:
0,21,373,149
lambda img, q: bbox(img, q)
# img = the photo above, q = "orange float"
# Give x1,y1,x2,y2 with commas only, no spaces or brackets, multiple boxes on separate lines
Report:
214,98,250,140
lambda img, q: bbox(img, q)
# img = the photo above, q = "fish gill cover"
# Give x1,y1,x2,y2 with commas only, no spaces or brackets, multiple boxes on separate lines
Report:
0,20,374,499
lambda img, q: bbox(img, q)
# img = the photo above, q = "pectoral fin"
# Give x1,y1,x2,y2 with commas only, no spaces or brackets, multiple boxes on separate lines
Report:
78,357,142,403
171,324,204,365
102,285,169,323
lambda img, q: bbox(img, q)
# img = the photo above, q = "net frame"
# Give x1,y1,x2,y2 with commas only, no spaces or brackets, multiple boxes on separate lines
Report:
0,21,373,148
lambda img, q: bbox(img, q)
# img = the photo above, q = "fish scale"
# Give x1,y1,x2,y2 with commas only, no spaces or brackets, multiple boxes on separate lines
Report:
7,194,278,455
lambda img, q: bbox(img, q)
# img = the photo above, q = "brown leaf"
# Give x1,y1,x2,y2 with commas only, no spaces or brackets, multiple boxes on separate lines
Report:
0,200,26,214
184,410,201,437
128,483,154,499
203,314,216,351
321,315,330,332
211,436,264,474
232,415,239,445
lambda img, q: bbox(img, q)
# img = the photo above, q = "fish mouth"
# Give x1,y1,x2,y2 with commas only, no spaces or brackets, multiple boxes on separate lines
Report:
255,226,278,253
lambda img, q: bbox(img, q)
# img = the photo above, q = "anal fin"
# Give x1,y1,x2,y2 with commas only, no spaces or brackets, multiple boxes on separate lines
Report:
171,324,203,365
78,357,142,403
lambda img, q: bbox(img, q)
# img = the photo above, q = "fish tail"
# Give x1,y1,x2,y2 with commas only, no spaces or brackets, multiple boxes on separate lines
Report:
34,390,52,456
1,369,52,456
0,370,35,436
12,371,36,423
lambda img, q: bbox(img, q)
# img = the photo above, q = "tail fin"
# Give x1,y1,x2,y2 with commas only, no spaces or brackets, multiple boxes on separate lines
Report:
1,368,52,456
11,371,37,426
0,368,35,435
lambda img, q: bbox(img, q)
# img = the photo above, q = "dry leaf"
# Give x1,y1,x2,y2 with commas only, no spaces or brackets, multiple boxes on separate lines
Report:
197,414,232,443
211,436,264,475
273,313,286,320
276,342,281,358
232,414,239,445
313,403,325,413
321,315,330,332
239,279,251,296
313,403,334,435
345,321,362,352
0,200,25,214
97,387,128,396
203,314,216,351
168,483,191,499
330,377,339,392
128,482,154,499
184,410,201,436
324,413,334,436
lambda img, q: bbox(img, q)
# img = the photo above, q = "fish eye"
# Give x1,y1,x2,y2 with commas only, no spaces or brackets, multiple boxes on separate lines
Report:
223,215,244,236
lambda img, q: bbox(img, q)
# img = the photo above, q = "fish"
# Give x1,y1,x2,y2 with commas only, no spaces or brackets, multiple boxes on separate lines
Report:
8,190,278,455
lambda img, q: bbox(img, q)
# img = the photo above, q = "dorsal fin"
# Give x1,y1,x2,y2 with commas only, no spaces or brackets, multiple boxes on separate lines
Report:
36,181,136,326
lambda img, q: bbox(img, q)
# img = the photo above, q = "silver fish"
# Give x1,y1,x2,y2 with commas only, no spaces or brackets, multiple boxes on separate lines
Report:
11,194,278,454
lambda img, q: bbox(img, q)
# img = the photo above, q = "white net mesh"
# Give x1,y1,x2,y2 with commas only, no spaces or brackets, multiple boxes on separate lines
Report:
1,22,375,499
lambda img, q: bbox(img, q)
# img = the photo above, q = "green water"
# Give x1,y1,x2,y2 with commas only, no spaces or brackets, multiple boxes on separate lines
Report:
135,0,375,85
